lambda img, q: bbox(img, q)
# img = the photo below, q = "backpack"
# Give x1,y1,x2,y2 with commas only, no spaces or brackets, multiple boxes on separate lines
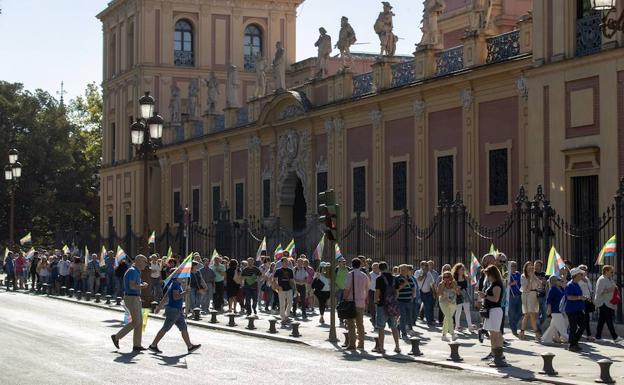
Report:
382,275,400,318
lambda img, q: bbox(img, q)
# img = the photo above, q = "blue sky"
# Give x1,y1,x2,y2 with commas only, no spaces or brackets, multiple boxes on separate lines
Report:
0,0,423,100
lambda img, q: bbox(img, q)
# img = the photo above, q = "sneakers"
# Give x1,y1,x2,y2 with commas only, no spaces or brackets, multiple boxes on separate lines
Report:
614,337,623,343
441,335,450,342
188,344,201,353
110,335,120,349
148,345,162,354
478,329,485,343
132,346,147,352
451,334,458,341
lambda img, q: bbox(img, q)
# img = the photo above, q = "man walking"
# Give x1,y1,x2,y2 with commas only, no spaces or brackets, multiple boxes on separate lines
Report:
375,262,401,354
86,254,101,294
416,261,435,326
344,258,370,349
111,255,149,352
273,258,295,324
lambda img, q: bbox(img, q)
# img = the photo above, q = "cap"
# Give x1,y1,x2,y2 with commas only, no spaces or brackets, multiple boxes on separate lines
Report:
382,1,393,9
570,268,584,277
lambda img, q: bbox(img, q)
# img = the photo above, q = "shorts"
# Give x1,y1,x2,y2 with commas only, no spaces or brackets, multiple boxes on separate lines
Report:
483,307,503,331
162,307,187,332
376,305,397,329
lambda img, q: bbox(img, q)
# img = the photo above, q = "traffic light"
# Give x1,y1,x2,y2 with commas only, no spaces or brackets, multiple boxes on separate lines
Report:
318,190,340,241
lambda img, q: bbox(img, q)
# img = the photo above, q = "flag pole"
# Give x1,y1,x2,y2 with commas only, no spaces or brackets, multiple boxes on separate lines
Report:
328,236,337,342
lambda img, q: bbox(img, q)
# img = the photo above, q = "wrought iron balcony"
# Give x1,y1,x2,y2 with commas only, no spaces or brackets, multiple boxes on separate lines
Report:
486,30,521,64
391,61,415,87
436,46,464,76
244,54,255,71
174,50,194,67
353,72,374,97
576,12,602,57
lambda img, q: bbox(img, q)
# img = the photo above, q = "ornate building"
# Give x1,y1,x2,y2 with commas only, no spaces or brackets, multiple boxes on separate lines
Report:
98,0,624,260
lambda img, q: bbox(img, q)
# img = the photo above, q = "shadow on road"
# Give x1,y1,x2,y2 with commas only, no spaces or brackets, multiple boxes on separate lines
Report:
112,350,141,364
101,319,125,328
152,353,189,369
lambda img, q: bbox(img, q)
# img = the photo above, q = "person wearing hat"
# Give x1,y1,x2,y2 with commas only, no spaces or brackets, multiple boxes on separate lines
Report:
312,262,331,324
564,267,588,352
314,27,332,78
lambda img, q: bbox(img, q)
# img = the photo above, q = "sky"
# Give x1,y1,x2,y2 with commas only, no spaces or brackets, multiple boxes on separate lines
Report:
0,0,424,100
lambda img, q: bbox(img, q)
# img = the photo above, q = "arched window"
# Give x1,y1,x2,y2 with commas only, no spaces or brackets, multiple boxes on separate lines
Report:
244,25,263,71
174,19,194,67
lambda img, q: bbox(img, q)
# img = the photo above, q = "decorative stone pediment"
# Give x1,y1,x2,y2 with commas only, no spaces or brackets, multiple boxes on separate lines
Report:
276,128,312,210
257,90,312,125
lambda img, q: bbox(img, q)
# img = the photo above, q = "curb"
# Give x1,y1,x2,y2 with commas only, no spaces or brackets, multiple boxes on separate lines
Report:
0,289,600,385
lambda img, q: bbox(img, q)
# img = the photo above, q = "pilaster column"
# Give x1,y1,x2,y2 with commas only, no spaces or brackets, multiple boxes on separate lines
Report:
159,156,171,227
334,118,346,208
371,110,384,228
324,119,335,191
223,140,231,208
517,75,529,186
248,134,262,218
461,88,476,214
414,99,427,226
181,152,189,210
201,146,210,227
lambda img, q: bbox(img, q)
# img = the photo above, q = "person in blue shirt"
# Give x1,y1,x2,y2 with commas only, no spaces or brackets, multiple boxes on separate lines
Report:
507,261,522,336
564,268,587,352
111,255,149,352
104,251,116,296
148,277,201,354
542,275,568,343
3,252,16,291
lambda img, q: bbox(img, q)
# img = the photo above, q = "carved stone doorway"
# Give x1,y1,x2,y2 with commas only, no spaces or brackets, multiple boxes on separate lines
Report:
279,172,307,232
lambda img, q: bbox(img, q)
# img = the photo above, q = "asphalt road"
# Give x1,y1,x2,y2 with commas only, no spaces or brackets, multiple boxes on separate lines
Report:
0,291,540,385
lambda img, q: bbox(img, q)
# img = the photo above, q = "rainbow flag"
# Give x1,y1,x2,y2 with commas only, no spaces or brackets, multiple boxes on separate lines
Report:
19,232,32,246
148,231,156,245
25,247,35,260
255,237,267,261
546,245,566,277
312,235,325,261
469,252,480,285
595,235,616,266
285,239,296,256
335,243,343,260
274,243,284,260
114,245,127,267
99,245,107,265
163,253,193,287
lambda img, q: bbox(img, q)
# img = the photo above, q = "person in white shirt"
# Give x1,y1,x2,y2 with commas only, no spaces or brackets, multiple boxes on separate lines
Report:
415,260,436,326
578,265,594,341
369,263,380,328
58,255,71,287
150,255,163,302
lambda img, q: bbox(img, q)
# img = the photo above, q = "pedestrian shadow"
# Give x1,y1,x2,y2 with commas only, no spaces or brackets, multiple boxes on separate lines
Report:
504,345,539,356
579,345,621,362
112,351,141,364
153,353,189,369
102,319,125,328
340,350,380,362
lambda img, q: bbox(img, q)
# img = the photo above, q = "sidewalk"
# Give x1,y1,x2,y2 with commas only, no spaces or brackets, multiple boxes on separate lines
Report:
3,286,623,385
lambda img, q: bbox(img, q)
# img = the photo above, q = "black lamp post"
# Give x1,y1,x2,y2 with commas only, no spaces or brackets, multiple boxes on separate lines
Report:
4,148,22,247
591,0,623,38
130,92,164,252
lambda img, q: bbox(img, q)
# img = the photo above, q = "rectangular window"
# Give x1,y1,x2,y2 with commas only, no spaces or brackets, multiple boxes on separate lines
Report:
125,214,132,236
111,123,116,163
437,155,454,203
353,166,366,213
489,148,509,206
212,185,221,221
192,188,200,223
392,161,407,211
235,183,244,220
263,179,271,218
173,191,182,224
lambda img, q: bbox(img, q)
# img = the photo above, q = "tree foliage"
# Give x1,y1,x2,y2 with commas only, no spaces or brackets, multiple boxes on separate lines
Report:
0,81,102,248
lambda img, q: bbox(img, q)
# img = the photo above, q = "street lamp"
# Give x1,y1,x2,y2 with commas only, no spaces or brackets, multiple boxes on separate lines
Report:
131,91,164,251
591,0,623,38
4,150,22,247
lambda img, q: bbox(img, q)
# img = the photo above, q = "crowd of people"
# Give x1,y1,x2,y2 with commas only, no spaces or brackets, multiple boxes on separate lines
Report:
2,247,622,363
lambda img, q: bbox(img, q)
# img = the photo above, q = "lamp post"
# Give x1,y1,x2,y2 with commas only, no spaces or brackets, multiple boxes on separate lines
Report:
130,92,164,253
4,148,22,247
591,0,623,38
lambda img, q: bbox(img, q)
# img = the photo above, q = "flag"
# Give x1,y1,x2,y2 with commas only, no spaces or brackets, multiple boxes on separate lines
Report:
62,245,70,254
312,235,326,261
166,246,173,262
489,243,498,255
99,245,107,265
141,309,150,332
469,252,480,286
595,235,616,266
335,243,343,260
163,253,193,287
115,245,127,267
84,245,90,265
148,231,156,245
255,237,267,261
25,247,35,260
4,247,8,258
274,243,284,260
546,245,566,277
285,239,296,256
211,249,220,261
19,232,32,246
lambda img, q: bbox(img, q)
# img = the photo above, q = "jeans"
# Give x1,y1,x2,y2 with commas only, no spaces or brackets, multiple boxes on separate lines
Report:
105,272,115,295
567,311,586,347
263,284,274,310
412,293,420,326
201,284,215,313
293,284,307,317
151,277,163,301
336,289,344,304
368,290,377,324
87,275,100,294
115,277,123,297
596,304,618,340
398,301,412,337
421,291,434,325
244,286,258,315
537,295,547,332
508,294,522,333
189,288,202,310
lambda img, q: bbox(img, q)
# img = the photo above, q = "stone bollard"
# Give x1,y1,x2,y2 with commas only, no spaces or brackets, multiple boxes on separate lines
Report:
85,292,92,301
68,288,74,298
268,318,278,334
447,342,463,362
246,316,257,330
105,295,112,305
42,283,48,295
227,313,237,327
596,359,615,384
290,322,301,337
76,291,83,300
408,337,423,356
115,296,122,306
95,293,101,303
372,337,380,353
538,352,558,376
209,310,219,324
150,301,159,313
342,332,350,347
193,308,201,321
60,286,67,296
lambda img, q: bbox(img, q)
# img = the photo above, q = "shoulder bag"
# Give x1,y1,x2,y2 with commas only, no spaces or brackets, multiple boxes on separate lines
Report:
337,272,357,319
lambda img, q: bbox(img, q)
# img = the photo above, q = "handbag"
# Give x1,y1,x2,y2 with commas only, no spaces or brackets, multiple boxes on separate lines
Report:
610,287,621,305
479,306,490,319
585,300,596,313
337,272,357,320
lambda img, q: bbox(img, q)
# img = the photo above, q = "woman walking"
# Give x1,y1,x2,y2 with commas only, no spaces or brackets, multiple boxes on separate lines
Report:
479,265,508,367
594,265,622,343
452,263,474,333
437,271,458,341
520,261,541,341
542,275,568,343
225,259,241,313
313,262,331,324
